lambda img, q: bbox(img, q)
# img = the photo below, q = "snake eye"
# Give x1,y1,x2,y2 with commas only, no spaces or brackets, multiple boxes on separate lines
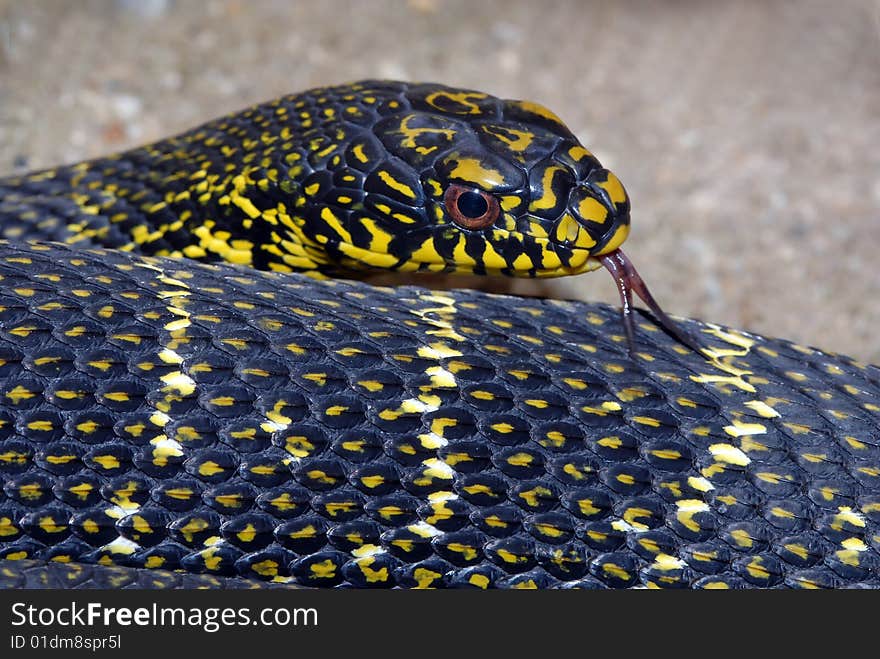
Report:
444,184,500,230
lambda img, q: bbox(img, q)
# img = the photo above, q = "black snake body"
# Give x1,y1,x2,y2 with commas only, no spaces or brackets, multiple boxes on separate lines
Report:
0,81,877,589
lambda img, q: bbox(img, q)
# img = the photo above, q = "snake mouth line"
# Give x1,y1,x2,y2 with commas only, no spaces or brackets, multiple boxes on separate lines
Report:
331,224,605,275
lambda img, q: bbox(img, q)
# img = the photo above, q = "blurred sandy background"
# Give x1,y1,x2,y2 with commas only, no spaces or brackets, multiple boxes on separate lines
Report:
1,0,878,362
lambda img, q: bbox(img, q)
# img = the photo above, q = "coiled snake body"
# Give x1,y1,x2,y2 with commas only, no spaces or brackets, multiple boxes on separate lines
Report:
0,81,877,589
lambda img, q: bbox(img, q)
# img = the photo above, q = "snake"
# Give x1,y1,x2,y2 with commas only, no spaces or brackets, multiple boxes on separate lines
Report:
0,80,877,589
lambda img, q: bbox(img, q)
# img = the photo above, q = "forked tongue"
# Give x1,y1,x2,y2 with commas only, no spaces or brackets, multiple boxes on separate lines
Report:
598,249,703,356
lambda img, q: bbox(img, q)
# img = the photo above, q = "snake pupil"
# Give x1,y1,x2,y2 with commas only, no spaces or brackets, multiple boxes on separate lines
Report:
456,190,489,218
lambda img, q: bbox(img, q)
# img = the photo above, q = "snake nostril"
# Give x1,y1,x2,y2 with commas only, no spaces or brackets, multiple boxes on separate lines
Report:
564,181,631,254
585,168,630,215
568,185,615,231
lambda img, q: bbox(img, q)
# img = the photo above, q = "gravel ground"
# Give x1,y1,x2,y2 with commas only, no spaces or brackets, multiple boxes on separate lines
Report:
1,0,878,362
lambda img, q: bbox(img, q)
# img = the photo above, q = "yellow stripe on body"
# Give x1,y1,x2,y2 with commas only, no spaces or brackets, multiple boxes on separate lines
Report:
319,207,352,244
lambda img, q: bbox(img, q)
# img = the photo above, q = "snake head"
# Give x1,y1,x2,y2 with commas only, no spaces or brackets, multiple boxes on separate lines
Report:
356,82,632,278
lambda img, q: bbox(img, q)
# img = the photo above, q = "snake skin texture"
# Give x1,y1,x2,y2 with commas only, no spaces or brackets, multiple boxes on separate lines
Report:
0,243,876,588
0,81,878,588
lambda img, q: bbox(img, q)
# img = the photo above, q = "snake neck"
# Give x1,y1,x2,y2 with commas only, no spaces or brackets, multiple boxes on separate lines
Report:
0,101,355,272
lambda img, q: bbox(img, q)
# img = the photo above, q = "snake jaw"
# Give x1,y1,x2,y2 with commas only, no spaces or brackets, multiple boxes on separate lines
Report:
599,249,704,357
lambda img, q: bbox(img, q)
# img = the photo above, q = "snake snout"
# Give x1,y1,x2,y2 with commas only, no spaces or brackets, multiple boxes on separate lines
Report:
568,170,631,255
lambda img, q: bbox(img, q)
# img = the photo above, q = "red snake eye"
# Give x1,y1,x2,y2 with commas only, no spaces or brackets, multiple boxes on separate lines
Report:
444,184,501,230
